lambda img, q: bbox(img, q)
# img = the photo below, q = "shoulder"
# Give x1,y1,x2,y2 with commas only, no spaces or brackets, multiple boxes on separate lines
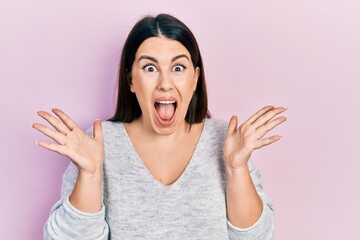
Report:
204,118,229,135
101,120,122,134
202,118,229,143
85,120,122,135
85,120,126,145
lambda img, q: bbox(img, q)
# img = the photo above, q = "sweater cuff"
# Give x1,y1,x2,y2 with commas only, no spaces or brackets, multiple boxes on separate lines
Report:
64,196,106,218
44,196,108,239
227,198,274,239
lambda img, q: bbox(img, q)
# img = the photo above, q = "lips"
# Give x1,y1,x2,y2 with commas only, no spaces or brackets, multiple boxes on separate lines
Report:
154,98,177,125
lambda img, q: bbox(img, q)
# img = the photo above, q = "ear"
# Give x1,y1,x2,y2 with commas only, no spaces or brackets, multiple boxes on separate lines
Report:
130,82,135,93
127,73,135,93
194,67,200,91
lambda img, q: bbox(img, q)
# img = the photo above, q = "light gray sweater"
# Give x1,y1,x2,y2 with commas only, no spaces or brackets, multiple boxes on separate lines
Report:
44,118,275,239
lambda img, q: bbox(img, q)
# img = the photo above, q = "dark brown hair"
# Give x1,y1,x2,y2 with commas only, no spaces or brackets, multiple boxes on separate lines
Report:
109,14,210,123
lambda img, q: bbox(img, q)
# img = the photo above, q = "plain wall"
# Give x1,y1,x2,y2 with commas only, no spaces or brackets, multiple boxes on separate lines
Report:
1,0,359,239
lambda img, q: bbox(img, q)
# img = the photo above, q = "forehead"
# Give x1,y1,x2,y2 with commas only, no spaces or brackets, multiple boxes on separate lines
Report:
135,37,190,60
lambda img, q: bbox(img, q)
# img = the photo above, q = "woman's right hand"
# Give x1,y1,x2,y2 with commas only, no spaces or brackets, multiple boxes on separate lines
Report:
32,108,104,176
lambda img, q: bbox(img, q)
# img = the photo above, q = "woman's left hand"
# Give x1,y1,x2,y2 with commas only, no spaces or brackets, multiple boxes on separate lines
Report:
224,105,287,171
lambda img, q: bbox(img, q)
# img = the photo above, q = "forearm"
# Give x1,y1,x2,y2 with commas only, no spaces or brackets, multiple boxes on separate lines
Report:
69,170,103,213
44,163,109,239
226,165,263,228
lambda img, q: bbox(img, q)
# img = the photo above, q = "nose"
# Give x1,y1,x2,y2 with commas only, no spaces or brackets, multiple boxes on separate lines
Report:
157,72,174,91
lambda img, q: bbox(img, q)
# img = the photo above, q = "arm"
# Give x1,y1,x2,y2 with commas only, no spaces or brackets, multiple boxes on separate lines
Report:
33,109,109,239
44,162,109,240
226,163,262,228
226,160,275,240
224,106,286,239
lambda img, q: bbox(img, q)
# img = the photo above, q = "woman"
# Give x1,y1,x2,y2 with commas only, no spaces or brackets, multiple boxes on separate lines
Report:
33,14,286,239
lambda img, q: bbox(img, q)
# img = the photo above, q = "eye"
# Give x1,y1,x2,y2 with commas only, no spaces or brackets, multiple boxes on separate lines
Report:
172,65,186,72
142,64,158,72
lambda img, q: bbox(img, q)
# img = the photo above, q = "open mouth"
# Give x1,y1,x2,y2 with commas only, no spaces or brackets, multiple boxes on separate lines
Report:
154,100,177,123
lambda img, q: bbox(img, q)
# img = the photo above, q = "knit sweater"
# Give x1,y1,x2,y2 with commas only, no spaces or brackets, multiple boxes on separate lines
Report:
44,118,275,239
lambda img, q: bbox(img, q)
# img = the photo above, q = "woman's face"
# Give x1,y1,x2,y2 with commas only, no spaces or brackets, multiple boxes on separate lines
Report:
130,36,200,135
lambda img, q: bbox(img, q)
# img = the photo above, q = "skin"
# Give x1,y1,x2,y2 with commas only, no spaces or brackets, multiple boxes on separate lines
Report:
32,36,287,228
224,106,287,227
129,36,200,136
125,36,203,185
33,110,104,212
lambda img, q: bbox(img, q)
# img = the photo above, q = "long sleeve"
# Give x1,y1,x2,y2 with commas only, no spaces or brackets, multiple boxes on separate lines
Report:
43,157,109,239
227,160,275,240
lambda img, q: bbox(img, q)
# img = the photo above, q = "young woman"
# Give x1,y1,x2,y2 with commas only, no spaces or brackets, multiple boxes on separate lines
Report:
33,14,286,239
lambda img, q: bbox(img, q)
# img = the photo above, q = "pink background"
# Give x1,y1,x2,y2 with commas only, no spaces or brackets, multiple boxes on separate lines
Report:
1,0,359,239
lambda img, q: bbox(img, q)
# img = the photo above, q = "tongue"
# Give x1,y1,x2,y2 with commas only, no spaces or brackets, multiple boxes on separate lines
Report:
156,103,175,121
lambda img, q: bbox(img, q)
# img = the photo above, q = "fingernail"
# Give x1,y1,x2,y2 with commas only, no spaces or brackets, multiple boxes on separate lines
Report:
35,141,39,146
96,118,101,121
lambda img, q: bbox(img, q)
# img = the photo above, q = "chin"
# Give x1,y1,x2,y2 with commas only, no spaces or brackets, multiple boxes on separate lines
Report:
151,111,189,136
152,115,179,135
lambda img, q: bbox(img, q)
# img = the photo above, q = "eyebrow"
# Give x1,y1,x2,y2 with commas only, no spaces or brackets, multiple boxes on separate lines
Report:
171,54,190,62
138,54,190,63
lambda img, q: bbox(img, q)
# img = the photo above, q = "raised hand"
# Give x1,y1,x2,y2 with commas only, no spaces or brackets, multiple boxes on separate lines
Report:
32,109,104,176
224,105,287,171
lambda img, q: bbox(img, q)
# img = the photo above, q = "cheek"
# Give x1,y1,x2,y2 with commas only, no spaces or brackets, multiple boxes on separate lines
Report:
176,72,197,87
132,77,155,102
131,71,146,92
187,70,198,90
178,80,196,102
186,73,198,92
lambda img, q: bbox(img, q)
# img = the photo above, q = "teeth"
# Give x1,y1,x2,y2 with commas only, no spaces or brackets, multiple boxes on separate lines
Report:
157,101,176,104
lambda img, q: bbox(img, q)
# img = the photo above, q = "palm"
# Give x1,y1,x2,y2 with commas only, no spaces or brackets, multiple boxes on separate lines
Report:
224,130,252,169
65,127,104,173
33,109,104,175
224,106,287,170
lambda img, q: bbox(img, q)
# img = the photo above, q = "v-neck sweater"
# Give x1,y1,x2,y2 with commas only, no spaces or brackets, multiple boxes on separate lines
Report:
44,118,275,239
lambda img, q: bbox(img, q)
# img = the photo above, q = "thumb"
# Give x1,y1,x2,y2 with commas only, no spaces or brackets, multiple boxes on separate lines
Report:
227,115,238,136
93,119,103,142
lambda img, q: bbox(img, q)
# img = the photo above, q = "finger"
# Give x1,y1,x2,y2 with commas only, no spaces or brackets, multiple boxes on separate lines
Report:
227,115,238,135
255,135,282,149
37,111,70,134
246,105,274,125
252,107,287,129
93,119,103,142
36,140,68,156
255,116,287,139
32,123,67,145
52,108,79,131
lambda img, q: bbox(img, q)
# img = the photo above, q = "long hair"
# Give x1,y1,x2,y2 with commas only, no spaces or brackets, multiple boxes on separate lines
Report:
109,14,210,123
